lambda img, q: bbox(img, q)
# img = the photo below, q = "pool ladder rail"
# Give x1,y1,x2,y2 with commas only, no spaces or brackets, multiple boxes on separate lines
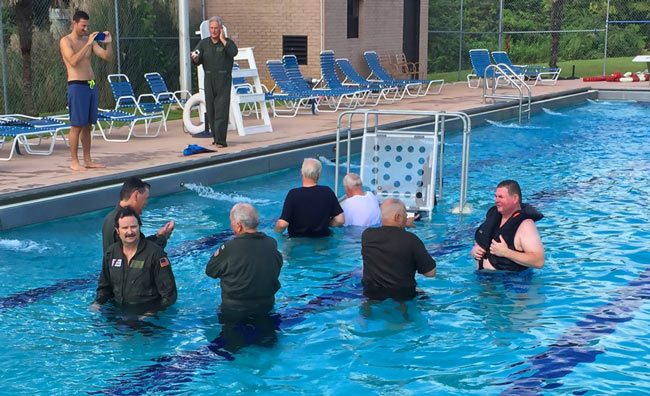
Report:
334,109,472,219
482,63,532,124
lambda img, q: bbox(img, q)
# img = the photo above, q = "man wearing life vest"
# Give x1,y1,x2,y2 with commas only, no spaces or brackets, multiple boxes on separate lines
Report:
471,180,545,271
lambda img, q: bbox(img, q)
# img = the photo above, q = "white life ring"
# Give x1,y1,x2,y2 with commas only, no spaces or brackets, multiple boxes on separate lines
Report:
183,92,206,134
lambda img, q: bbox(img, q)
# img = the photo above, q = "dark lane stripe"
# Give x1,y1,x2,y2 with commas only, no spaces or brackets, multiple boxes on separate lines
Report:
498,266,650,395
94,275,364,395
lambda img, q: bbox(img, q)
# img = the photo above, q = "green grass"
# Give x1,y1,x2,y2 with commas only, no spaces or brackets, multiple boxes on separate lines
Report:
428,56,647,82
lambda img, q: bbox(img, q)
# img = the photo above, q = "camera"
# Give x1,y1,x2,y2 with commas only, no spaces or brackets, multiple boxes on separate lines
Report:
191,49,200,57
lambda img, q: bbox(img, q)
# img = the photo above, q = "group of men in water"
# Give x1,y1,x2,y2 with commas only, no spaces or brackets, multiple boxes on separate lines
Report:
93,158,545,321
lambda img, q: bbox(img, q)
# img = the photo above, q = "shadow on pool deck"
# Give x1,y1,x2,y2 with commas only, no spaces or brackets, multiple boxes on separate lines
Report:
0,80,648,203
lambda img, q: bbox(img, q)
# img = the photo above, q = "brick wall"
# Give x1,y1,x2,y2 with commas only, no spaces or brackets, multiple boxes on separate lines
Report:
324,0,404,79
205,0,322,87
203,0,429,88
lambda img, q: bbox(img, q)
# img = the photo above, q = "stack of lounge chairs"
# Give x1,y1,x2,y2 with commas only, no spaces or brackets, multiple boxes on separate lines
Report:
467,49,561,88
264,49,445,117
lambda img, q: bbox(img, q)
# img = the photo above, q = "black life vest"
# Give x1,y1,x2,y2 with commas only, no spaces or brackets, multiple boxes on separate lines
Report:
474,203,543,272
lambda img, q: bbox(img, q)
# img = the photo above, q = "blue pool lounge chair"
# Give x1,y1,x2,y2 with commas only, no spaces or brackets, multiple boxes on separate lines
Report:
266,60,321,117
94,108,164,142
0,115,69,161
108,73,166,133
491,51,561,86
467,49,506,89
144,72,191,122
335,57,400,102
363,51,443,96
282,55,363,112
320,51,395,106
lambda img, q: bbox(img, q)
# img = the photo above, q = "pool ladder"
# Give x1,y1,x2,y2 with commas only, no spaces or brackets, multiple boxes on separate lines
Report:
483,63,531,123
334,109,472,218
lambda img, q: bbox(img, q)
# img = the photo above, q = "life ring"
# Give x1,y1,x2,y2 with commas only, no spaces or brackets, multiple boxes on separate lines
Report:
182,92,206,134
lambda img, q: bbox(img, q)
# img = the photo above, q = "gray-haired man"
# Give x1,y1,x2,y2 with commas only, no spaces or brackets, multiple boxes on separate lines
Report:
206,203,283,315
275,158,344,237
191,16,238,147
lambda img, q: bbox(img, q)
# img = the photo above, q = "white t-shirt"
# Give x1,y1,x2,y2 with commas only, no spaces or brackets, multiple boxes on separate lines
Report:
342,192,381,227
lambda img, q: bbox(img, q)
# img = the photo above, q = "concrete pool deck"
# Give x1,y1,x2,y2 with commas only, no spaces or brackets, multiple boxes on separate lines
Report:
1,79,649,229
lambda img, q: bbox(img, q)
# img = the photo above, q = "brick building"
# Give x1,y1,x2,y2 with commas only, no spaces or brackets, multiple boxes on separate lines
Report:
205,0,428,87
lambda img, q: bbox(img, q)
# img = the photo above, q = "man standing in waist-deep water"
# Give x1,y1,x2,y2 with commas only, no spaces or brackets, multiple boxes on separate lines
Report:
471,180,545,271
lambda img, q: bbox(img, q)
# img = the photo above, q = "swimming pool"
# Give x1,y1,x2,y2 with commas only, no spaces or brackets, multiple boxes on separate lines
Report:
2,100,650,395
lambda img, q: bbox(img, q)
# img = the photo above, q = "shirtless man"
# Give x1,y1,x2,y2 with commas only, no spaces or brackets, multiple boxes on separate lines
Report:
59,10,112,171
471,180,545,271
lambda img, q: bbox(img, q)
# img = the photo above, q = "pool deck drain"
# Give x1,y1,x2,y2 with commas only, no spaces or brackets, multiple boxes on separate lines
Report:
0,80,648,229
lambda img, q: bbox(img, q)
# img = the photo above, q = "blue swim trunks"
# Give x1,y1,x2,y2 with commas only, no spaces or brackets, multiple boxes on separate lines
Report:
67,80,99,127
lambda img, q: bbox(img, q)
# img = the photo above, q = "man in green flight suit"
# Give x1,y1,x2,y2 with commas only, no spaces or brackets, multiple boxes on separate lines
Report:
191,16,238,148
94,206,177,310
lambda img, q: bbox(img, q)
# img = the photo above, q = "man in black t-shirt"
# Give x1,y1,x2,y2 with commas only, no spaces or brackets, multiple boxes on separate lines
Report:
361,198,436,301
275,158,344,237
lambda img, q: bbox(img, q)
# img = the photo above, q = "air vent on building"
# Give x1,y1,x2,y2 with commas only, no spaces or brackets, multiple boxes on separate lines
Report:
282,35,308,65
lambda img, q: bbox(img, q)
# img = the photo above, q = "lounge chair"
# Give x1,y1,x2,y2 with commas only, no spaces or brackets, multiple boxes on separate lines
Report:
0,115,69,161
94,108,163,142
467,49,506,89
108,73,166,133
266,60,321,117
319,51,372,106
282,55,364,112
363,51,444,96
491,51,561,86
144,72,191,122
335,58,401,102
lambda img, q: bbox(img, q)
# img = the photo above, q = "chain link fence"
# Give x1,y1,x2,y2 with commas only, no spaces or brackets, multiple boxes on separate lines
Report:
428,0,650,80
1,1,648,115
0,0,204,115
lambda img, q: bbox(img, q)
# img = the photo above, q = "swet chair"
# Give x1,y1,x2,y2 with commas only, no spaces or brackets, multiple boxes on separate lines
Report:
319,51,372,106
282,55,363,112
364,51,444,96
144,72,191,122
335,57,400,103
94,108,163,142
467,49,505,89
491,51,561,86
108,73,166,133
266,60,321,117
0,115,69,161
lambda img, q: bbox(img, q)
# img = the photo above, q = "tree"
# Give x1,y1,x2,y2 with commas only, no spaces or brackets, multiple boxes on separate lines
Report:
548,0,565,69
5,0,54,115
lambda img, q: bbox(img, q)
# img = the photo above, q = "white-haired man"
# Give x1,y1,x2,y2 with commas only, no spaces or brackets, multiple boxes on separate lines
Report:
191,16,238,147
275,158,344,237
341,173,381,227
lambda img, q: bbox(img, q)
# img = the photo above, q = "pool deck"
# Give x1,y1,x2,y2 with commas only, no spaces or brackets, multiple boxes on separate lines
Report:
1,79,649,210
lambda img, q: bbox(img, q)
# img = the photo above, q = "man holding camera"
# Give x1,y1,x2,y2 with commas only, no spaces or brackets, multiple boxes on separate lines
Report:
59,10,112,171
191,16,238,148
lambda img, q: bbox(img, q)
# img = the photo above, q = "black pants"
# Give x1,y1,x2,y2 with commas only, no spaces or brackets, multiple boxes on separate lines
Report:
204,73,231,145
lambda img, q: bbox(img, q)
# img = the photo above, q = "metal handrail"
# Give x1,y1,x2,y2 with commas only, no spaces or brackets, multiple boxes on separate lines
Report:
482,63,531,123
334,109,472,216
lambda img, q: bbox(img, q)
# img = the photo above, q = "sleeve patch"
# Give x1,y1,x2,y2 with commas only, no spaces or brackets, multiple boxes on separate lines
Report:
160,257,170,267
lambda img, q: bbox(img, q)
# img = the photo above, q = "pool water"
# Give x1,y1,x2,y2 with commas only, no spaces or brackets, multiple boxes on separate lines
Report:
2,100,650,395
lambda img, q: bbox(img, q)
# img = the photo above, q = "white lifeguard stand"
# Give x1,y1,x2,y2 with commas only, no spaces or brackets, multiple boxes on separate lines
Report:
188,21,272,136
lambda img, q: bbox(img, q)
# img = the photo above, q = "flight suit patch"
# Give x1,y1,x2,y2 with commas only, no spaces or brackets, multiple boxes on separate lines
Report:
131,260,144,269
111,259,122,267
160,257,170,267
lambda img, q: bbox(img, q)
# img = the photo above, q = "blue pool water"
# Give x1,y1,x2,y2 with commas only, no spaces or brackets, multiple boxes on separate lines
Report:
2,100,650,395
